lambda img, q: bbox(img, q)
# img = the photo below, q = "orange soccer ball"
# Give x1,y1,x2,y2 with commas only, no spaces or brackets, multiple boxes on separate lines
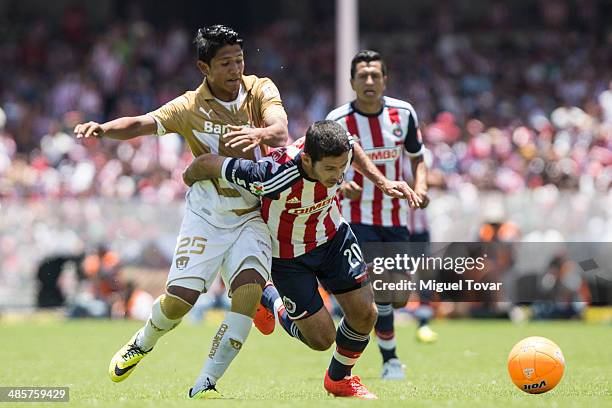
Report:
507,336,565,394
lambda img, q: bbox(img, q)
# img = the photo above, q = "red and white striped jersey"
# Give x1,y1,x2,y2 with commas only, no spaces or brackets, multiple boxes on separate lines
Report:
326,96,424,227
221,137,354,259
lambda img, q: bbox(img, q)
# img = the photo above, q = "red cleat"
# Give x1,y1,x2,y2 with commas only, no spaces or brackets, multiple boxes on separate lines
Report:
253,303,275,335
324,370,377,400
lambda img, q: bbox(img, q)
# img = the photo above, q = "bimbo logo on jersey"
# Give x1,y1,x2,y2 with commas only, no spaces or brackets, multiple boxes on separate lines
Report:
365,146,402,164
287,195,335,215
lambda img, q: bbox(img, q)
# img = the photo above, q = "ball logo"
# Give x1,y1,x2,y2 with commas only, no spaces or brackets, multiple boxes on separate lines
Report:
523,368,534,379
523,380,546,391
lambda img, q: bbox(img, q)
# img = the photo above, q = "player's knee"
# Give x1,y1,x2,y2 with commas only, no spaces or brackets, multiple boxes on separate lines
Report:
230,282,263,317
359,303,378,329
160,290,195,320
307,331,335,351
167,285,200,305
230,267,266,292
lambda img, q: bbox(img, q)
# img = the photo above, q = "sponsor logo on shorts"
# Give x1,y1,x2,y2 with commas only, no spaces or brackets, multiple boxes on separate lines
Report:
176,256,190,270
282,296,297,314
208,323,228,358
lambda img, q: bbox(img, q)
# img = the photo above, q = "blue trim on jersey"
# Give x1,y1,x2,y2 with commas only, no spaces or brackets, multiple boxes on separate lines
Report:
224,156,301,198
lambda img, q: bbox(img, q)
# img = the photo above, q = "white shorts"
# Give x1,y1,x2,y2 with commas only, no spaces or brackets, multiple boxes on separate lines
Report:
167,209,272,294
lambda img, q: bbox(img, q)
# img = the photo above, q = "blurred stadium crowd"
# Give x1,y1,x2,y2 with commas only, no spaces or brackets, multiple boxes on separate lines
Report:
1,4,611,203
1,2,611,314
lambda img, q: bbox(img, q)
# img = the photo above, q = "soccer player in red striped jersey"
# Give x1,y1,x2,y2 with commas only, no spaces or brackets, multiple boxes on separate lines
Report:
403,157,439,345
326,50,437,380
183,120,421,399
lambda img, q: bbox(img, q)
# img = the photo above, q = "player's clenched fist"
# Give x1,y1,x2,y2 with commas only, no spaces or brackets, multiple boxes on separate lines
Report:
74,121,104,139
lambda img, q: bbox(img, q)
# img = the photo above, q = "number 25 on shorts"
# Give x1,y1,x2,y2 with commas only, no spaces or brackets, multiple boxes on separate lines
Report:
176,236,207,255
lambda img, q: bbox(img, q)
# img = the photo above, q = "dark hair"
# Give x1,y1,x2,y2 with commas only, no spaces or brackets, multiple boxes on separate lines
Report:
194,25,243,65
350,49,387,79
304,120,351,163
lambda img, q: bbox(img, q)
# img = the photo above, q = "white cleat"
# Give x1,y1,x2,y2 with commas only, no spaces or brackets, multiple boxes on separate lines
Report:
381,358,406,380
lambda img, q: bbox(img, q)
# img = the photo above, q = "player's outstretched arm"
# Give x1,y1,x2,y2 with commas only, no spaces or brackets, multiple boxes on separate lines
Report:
352,142,421,208
74,115,157,141
223,115,289,152
182,154,227,187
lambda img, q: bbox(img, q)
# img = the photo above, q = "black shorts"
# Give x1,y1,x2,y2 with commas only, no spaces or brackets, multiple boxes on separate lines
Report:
409,231,431,243
271,223,368,320
350,223,410,263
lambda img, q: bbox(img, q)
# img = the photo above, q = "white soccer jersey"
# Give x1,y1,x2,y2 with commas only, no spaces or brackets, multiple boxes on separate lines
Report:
326,96,423,227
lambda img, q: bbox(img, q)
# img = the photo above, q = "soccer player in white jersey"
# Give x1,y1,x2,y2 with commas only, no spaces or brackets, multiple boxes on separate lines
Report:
326,50,436,380
182,120,422,399
73,25,288,398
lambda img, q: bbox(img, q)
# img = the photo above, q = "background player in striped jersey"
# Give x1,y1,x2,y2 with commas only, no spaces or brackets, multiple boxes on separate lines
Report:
74,25,288,398
326,50,436,380
403,155,439,345
183,120,421,399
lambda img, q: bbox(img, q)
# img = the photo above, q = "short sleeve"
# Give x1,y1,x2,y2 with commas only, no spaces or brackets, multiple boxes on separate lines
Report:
404,108,424,157
147,95,189,136
256,78,288,123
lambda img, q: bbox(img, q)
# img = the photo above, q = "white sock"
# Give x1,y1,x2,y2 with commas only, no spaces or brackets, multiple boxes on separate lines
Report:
273,297,284,325
135,296,182,351
192,311,253,391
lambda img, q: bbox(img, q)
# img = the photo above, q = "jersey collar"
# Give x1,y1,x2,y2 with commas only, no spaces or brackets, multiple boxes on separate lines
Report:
198,75,257,100
350,98,385,117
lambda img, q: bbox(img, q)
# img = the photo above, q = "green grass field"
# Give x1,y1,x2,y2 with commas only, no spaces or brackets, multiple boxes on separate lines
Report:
0,316,610,407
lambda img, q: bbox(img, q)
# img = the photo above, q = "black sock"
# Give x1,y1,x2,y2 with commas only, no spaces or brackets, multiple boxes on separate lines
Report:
328,318,370,381
375,303,397,363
